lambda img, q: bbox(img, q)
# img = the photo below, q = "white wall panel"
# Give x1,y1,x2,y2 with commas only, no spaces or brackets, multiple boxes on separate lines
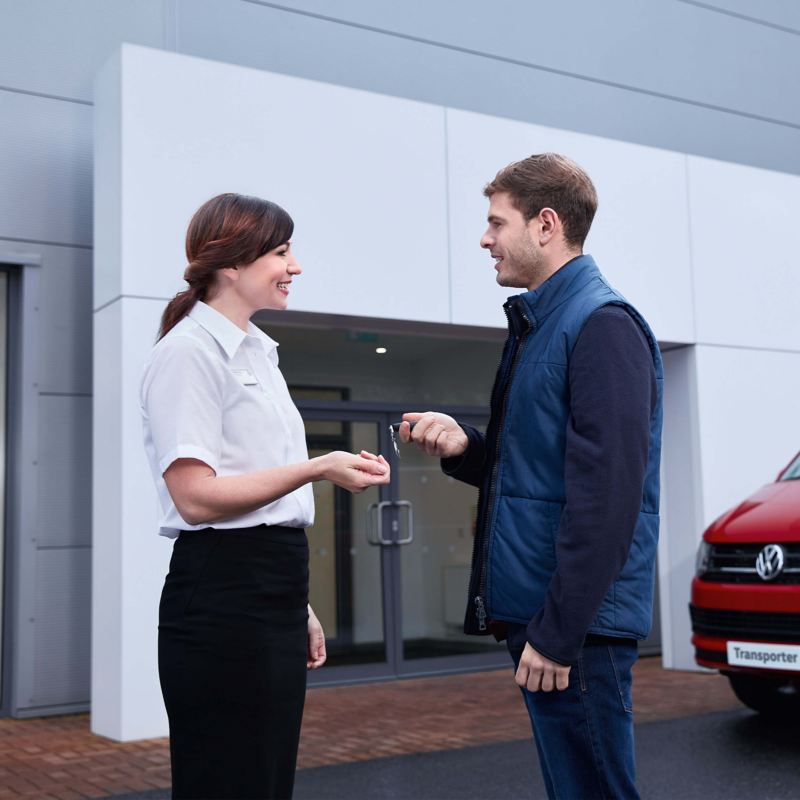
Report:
92,296,172,740
118,296,173,741
659,346,705,670
694,345,800,526
91,300,124,737
446,109,695,341
104,45,449,324
688,156,800,351
0,0,164,102
0,92,92,247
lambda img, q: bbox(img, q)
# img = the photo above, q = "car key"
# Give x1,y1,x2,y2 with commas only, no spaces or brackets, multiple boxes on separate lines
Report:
388,421,417,457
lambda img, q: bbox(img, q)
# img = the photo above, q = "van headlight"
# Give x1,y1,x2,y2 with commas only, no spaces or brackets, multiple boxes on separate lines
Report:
695,540,712,577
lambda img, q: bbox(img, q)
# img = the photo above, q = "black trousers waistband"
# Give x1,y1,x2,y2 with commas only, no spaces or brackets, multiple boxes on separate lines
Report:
179,523,307,546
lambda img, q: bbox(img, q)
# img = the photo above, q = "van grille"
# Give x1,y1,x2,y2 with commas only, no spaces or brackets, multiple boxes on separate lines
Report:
690,605,800,642
701,543,800,584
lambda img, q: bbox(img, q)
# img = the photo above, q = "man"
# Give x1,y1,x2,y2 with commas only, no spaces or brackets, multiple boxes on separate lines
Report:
400,153,662,799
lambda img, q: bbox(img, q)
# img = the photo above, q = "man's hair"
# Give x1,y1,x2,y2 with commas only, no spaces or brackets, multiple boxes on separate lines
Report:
483,153,598,248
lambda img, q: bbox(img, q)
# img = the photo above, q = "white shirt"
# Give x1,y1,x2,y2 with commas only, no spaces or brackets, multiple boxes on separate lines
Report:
140,301,315,538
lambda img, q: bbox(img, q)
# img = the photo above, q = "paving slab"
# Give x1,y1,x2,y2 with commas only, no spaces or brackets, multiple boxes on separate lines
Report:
0,658,740,798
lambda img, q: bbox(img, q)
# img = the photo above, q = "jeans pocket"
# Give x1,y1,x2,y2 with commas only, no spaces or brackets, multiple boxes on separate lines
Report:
577,654,587,693
608,645,634,714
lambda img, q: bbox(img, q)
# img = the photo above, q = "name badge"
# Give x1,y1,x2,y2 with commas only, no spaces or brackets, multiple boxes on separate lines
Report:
230,368,258,386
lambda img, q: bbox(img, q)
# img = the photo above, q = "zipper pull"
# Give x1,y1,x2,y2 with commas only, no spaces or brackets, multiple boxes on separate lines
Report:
475,596,488,632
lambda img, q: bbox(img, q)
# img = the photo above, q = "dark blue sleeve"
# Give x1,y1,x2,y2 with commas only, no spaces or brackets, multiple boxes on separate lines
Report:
440,424,486,488
525,305,657,665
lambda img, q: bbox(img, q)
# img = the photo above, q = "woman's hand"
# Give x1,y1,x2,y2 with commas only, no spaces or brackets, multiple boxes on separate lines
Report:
307,605,327,670
316,450,390,493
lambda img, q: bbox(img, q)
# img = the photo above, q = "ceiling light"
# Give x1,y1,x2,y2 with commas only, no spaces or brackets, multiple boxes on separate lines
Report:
375,347,387,354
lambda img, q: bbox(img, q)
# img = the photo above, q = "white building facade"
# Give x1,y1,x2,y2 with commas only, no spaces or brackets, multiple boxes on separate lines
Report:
1,1,799,741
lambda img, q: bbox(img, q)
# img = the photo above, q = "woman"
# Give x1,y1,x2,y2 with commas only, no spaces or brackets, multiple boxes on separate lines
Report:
140,193,390,799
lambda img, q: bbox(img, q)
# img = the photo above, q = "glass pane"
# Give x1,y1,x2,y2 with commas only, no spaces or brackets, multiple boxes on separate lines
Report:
304,419,345,437
290,387,347,436
398,425,505,659
306,420,386,666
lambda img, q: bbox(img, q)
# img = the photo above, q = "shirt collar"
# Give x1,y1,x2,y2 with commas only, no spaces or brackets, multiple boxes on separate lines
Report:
188,301,278,360
247,320,279,353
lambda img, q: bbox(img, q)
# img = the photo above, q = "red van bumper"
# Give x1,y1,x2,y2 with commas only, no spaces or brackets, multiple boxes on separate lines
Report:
690,579,800,674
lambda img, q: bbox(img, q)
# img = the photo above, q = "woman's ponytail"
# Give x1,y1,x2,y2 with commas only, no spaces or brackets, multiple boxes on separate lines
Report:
155,193,294,341
157,285,204,341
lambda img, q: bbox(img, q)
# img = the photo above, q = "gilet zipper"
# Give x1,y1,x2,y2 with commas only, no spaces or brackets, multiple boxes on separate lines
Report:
470,300,533,632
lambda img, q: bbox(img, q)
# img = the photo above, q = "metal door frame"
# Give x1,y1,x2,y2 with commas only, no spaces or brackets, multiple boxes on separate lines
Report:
0,269,6,713
0,251,42,717
296,401,508,686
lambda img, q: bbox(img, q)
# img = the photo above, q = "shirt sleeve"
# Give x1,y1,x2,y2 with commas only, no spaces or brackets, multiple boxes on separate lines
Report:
141,335,226,476
525,305,657,665
440,424,487,488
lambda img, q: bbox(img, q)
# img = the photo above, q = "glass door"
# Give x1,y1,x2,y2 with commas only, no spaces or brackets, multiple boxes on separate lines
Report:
393,417,507,674
297,402,507,684
299,408,395,683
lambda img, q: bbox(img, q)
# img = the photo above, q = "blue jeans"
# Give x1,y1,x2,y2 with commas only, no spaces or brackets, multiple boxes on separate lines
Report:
506,623,640,800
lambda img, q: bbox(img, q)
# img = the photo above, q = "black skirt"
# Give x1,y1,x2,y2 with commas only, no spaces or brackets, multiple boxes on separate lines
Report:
158,525,309,800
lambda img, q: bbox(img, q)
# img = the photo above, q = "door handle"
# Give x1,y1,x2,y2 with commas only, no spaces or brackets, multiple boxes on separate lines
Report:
365,501,414,546
394,500,414,545
365,502,380,545
366,501,393,546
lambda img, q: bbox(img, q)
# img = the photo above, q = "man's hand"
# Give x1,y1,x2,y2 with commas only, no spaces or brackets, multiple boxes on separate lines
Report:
515,642,571,692
399,412,469,458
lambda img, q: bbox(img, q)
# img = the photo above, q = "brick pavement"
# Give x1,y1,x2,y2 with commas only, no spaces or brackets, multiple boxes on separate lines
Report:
0,658,740,799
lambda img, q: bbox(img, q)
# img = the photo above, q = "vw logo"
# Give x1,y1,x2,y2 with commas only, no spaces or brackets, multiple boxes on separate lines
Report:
755,544,785,581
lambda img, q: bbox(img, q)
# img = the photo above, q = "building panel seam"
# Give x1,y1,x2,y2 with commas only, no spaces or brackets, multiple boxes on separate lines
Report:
0,84,92,107
675,0,800,36
240,0,800,131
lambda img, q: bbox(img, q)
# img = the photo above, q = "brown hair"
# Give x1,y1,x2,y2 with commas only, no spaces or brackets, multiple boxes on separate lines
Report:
158,193,294,339
483,153,598,248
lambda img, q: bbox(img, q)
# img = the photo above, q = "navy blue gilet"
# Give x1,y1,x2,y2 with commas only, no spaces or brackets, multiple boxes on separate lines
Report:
468,254,663,640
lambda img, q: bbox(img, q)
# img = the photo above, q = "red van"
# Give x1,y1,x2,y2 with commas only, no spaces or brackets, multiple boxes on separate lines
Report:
690,450,800,716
